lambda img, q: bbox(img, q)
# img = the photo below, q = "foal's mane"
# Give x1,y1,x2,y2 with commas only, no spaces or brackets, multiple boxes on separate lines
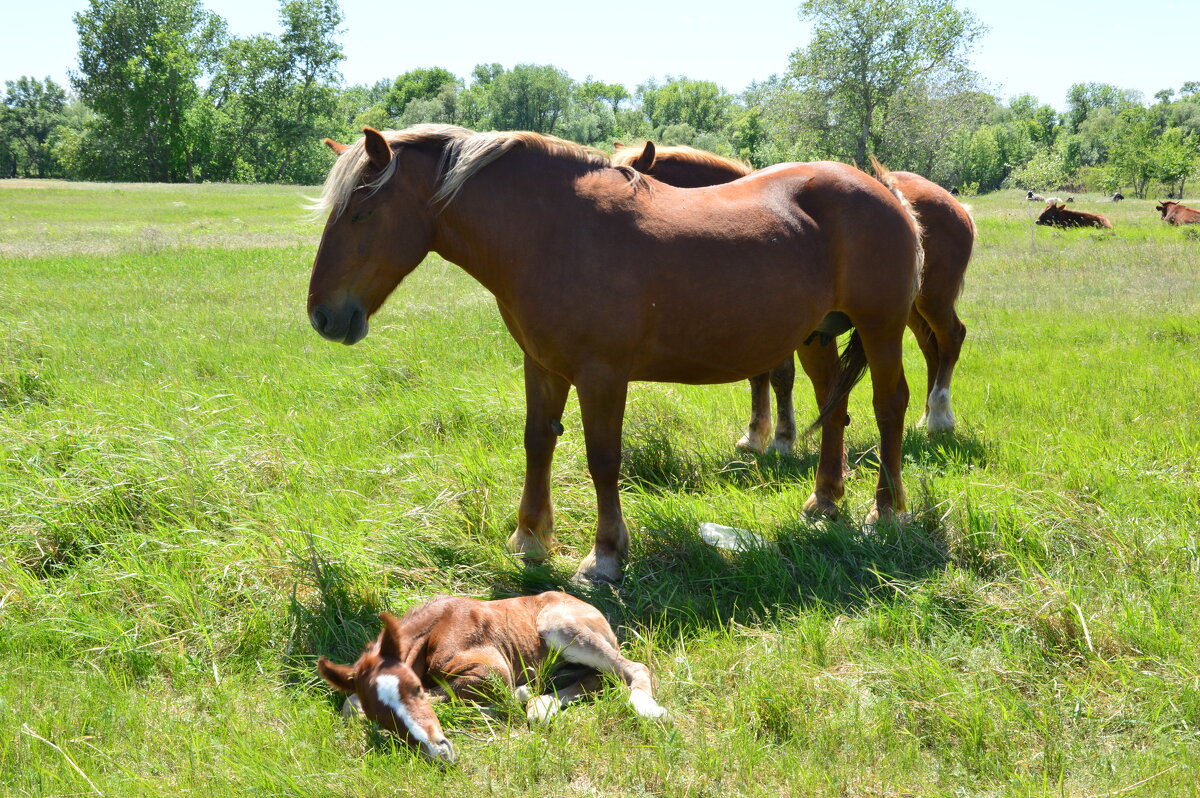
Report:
311,124,633,221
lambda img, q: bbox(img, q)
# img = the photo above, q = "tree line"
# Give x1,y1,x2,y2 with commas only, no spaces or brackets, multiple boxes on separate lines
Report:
3,0,1198,197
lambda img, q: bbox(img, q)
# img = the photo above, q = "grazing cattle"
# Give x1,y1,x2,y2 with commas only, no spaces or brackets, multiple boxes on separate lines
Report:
1111,192,1124,202
612,141,975,443
317,592,667,763
1156,200,1200,225
309,126,921,582
1027,190,1045,202
1036,202,1112,229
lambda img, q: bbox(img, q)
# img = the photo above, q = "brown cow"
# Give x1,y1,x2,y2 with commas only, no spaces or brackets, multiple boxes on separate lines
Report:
1035,202,1112,229
1156,201,1200,225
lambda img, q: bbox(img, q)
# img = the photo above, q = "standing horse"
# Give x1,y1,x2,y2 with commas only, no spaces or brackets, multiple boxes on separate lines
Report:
317,592,666,763
613,141,975,447
308,125,921,583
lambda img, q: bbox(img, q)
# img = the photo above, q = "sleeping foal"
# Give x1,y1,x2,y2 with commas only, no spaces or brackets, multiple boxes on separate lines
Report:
317,591,666,762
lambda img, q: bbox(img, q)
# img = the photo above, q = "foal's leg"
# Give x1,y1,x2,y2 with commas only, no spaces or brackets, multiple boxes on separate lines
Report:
857,325,909,523
522,671,604,723
573,370,630,584
796,341,847,517
537,604,667,720
736,372,773,453
907,308,941,427
508,354,571,561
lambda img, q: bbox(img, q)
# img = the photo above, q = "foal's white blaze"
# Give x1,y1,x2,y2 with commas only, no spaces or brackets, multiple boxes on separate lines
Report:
375,674,431,745
925,386,956,432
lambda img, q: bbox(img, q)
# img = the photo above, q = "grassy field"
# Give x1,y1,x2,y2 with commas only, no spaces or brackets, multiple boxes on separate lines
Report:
1,179,1198,797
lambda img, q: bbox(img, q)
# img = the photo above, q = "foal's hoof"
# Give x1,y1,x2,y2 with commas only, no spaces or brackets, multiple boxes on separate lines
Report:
629,689,669,721
526,694,560,724
802,492,839,519
573,550,624,585
507,528,557,562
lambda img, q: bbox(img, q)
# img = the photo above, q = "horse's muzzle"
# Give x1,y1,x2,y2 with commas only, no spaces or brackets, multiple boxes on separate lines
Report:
310,302,368,345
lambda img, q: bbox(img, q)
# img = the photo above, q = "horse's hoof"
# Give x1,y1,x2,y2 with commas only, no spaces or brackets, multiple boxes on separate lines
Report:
766,438,794,457
802,492,839,519
735,431,769,454
526,694,560,724
573,550,623,585
629,689,669,721
507,529,557,562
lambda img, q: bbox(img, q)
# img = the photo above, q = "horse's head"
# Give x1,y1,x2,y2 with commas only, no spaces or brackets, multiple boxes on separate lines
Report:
317,612,454,763
307,127,437,345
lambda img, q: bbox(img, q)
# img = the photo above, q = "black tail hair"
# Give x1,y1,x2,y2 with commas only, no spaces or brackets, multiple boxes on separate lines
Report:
807,330,869,435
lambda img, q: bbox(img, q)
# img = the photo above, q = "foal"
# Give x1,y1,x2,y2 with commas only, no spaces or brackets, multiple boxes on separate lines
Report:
317,591,666,762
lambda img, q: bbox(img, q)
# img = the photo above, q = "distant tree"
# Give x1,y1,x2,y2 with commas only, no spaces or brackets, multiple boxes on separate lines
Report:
787,0,984,167
383,67,458,119
1064,82,1140,133
1106,107,1159,198
638,77,733,134
72,0,225,181
483,64,574,133
1154,126,1199,198
271,0,344,181
577,78,630,114
2,77,67,177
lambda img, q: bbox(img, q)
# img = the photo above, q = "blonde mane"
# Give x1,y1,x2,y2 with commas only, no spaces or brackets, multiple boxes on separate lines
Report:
612,143,753,178
309,125,620,221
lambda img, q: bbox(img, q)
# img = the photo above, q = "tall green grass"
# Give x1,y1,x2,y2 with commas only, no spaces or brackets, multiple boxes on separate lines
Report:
1,183,1198,796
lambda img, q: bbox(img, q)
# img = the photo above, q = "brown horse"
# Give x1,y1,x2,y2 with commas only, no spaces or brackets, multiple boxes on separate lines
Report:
308,125,921,582
317,592,666,762
613,141,975,445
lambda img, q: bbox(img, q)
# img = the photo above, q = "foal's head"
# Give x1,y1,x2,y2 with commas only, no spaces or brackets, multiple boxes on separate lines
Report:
317,612,454,763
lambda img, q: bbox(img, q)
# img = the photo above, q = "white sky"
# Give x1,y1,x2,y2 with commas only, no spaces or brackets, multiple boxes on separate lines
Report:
3,0,1198,110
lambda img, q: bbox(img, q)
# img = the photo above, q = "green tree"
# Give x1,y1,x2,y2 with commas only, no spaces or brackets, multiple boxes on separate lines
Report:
383,67,458,119
2,76,67,177
72,0,225,181
638,77,733,134
271,0,344,181
1065,82,1140,133
1106,107,1159,198
1154,126,1199,197
578,79,630,114
788,0,984,167
483,64,574,133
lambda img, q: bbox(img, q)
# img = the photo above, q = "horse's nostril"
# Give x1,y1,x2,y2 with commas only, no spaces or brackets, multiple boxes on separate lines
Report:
310,306,330,334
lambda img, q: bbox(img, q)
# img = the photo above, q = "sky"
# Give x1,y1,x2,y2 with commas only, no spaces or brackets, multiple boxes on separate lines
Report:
3,0,1198,111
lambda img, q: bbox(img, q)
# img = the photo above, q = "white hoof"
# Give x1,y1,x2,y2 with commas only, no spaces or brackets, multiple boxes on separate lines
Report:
526,694,560,724
924,387,956,432
574,549,623,584
629,688,668,720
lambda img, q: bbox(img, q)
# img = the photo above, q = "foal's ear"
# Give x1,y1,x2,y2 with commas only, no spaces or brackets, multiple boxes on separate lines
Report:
362,127,392,171
631,140,657,174
378,611,405,660
316,656,356,694
323,138,350,155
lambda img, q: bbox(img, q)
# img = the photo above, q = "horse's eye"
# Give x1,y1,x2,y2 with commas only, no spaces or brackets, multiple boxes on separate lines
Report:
351,209,373,223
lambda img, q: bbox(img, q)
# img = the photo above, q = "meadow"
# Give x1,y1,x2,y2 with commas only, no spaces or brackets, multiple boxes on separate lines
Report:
1,178,1198,796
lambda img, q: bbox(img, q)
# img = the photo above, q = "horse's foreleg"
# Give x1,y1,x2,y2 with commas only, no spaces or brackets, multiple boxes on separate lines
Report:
573,371,629,584
509,354,571,561
797,342,846,516
768,355,797,455
858,327,909,522
737,372,773,453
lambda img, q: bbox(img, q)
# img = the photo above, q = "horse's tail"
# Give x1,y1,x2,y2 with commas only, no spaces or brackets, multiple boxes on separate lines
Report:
869,156,925,301
807,329,869,435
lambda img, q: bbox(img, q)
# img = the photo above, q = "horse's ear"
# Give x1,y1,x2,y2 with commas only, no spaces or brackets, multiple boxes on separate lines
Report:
324,138,350,155
378,611,404,660
317,656,356,694
362,127,392,171
631,140,656,174
613,140,624,149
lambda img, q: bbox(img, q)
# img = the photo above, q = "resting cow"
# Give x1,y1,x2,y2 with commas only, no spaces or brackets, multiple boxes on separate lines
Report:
1156,201,1200,225
1036,202,1112,229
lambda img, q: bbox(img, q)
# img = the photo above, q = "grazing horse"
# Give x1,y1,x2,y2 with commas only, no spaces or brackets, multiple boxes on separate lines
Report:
1156,200,1200,225
317,592,667,762
308,125,921,582
613,141,974,443
1036,202,1112,229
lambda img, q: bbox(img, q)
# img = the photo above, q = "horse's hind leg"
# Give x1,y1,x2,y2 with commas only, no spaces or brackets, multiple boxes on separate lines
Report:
538,605,667,720
737,372,773,453
797,340,847,516
768,356,797,455
914,298,966,434
573,370,630,584
522,671,604,723
857,324,909,522
509,354,571,561
907,308,940,427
